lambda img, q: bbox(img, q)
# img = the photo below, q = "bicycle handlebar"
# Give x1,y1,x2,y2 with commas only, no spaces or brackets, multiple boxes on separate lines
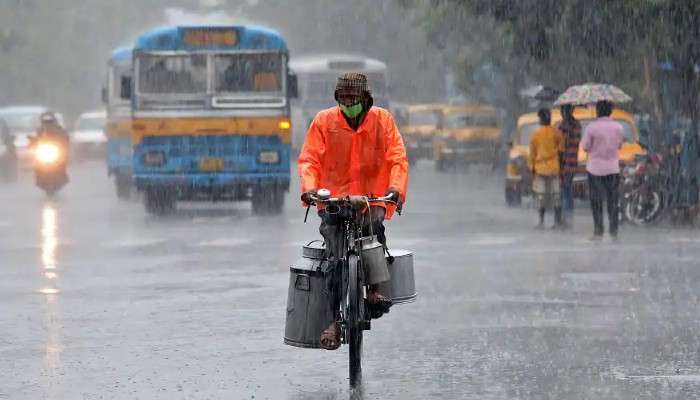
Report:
308,193,397,206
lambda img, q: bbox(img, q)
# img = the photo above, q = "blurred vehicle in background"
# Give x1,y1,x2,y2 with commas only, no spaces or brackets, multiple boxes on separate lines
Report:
289,54,389,152
432,104,501,171
71,110,107,159
131,25,297,215
0,118,18,181
398,104,445,165
103,46,134,199
0,106,64,167
505,106,645,206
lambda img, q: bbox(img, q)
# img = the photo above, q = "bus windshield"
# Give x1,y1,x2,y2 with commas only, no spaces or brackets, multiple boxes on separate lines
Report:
445,112,499,129
304,73,387,100
138,54,207,94
213,53,283,94
408,110,440,126
77,116,106,131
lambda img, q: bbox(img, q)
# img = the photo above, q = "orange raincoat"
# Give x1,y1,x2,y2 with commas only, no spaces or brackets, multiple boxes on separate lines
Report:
298,106,409,219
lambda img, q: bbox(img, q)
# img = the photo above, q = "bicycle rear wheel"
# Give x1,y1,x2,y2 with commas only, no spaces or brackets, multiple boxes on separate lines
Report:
347,254,364,387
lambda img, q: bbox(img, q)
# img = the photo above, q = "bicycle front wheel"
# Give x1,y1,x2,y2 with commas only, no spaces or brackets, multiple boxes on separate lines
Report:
347,254,364,387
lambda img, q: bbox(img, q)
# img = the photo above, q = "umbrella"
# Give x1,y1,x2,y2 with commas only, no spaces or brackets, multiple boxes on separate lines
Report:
553,83,632,106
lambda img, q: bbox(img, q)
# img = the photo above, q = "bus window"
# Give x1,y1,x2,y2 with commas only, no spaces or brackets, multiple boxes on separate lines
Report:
138,55,207,94
445,113,499,129
214,53,283,93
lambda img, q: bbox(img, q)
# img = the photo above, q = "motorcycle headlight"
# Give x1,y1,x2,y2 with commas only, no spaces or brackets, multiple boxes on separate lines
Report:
35,143,61,164
258,150,280,164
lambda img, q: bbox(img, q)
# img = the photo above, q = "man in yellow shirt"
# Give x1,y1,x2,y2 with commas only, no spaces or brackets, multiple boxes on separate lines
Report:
529,108,564,229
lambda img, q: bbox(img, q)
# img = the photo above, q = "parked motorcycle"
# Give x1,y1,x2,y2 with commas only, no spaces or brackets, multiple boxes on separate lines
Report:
623,153,665,225
32,139,68,196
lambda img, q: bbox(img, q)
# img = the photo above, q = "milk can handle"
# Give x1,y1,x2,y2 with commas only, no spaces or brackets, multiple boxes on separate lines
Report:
384,246,395,264
306,240,325,247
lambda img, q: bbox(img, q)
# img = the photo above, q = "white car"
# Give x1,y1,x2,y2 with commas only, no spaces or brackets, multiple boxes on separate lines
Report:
0,106,65,167
71,110,107,158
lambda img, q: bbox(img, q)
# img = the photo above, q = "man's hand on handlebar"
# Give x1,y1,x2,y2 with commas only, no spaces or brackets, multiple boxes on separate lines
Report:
384,188,401,204
301,189,317,206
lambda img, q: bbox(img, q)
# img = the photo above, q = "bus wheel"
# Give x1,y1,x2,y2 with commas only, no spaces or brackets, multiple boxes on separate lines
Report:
145,187,176,215
252,185,285,215
115,174,132,200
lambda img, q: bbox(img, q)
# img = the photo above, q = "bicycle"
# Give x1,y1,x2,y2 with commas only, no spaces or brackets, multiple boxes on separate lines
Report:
305,189,397,387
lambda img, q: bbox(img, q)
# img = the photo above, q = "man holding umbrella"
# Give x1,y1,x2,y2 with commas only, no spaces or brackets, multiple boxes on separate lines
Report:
581,100,625,240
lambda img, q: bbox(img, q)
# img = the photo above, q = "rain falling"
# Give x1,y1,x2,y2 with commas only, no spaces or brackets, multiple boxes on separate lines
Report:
1,1,700,399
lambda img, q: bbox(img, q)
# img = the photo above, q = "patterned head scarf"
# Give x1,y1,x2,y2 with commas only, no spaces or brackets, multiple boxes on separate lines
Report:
335,72,371,94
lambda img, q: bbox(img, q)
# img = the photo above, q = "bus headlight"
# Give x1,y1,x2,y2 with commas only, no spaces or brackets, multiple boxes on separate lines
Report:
278,120,291,130
258,150,280,164
143,151,165,166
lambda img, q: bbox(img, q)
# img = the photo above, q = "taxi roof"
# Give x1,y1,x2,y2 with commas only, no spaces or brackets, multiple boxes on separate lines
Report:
442,104,497,115
405,103,450,113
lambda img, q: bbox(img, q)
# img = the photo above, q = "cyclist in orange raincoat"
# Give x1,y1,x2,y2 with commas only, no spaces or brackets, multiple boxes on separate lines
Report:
298,72,409,350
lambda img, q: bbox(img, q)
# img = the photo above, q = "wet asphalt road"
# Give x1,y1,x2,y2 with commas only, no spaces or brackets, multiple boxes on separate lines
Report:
2,160,700,400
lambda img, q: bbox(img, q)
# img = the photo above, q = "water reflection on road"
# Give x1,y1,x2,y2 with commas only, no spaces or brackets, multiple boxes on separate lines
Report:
41,203,58,281
39,202,63,391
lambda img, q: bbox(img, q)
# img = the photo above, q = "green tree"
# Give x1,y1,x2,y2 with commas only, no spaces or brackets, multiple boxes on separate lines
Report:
406,0,700,144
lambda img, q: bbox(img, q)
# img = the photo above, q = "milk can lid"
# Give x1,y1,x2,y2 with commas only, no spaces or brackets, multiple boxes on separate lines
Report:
302,240,326,260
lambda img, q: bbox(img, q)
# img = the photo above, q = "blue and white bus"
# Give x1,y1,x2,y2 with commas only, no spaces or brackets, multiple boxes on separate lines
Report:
130,25,297,214
103,46,134,198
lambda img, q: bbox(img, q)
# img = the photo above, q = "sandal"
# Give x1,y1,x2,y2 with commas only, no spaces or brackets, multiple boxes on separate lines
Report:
366,290,393,311
366,303,390,320
319,321,341,350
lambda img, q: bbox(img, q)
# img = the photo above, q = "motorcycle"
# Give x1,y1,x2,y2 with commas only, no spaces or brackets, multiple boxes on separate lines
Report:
32,138,68,196
623,153,665,225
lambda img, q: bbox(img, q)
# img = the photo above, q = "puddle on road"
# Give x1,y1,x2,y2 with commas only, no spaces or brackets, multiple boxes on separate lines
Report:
667,237,700,244
197,237,252,247
37,287,60,295
468,236,520,246
612,368,700,383
560,272,640,294
103,238,168,248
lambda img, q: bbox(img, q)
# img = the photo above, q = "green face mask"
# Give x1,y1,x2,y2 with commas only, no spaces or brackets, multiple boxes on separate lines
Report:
339,102,363,118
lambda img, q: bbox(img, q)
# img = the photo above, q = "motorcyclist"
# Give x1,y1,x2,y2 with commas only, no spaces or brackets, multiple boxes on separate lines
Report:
298,72,409,350
34,112,69,147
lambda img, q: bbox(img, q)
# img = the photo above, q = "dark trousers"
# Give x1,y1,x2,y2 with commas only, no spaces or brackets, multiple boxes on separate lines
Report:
318,206,386,318
588,173,620,236
561,174,575,223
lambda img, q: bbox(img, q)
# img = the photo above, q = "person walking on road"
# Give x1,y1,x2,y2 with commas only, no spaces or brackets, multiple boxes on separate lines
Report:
529,108,565,229
557,105,582,228
581,100,625,241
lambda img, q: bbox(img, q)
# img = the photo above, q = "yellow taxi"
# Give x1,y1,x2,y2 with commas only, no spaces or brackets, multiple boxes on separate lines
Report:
398,104,447,165
505,107,645,205
432,105,501,171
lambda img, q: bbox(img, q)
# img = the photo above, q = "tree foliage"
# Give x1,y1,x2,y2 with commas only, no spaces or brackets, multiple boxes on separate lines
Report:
407,0,700,136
